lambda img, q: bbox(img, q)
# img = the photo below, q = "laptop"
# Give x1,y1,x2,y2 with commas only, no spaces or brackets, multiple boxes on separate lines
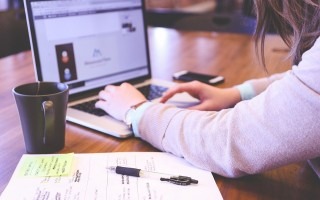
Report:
24,0,198,138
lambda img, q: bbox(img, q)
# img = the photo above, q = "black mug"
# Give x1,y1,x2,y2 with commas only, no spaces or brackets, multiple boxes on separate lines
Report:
12,82,69,154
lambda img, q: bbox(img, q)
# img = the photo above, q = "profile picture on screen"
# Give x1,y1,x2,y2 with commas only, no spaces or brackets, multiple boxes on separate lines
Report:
55,43,78,82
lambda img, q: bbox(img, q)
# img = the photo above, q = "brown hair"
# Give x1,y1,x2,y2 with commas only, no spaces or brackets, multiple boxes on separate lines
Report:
254,0,320,66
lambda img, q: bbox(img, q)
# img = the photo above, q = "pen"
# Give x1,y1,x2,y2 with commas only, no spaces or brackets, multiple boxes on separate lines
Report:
107,166,198,186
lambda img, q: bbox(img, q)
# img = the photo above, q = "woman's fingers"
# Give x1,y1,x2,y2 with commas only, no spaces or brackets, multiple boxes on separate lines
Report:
160,81,202,103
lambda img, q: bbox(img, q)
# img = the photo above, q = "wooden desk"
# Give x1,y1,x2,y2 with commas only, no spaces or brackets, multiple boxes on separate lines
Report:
0,27,319,199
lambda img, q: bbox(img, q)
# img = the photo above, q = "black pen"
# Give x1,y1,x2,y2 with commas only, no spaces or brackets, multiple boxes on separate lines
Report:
107,166,198,186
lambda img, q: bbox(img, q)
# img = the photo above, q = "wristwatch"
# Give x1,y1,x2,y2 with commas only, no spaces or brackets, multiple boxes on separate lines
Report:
124,101,147,127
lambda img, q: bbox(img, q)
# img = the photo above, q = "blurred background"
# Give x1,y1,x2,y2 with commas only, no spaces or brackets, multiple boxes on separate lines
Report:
0,0,29,58
145,0,255,33
0,0,255,58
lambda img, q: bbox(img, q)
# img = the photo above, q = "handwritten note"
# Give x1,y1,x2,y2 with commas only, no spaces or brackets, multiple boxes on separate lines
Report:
18,153,74,177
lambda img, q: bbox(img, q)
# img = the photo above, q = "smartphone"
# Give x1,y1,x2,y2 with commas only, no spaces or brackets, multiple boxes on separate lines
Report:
173,70,224,85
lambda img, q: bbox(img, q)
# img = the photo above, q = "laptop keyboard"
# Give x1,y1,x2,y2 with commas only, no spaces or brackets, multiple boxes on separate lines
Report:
138,84,168,100
71,99,107,116
71,84,168,116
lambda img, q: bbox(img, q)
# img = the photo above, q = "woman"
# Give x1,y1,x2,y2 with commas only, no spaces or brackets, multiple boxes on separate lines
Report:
95,0,320,177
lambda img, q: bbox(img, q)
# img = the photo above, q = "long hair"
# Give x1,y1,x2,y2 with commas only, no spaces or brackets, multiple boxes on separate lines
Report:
254,0,320,66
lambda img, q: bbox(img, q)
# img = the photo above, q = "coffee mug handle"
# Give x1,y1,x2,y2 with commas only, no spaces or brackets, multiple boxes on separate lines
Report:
42,101,54,144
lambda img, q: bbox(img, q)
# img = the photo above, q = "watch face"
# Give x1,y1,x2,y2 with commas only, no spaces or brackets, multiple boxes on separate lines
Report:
124,108,134,126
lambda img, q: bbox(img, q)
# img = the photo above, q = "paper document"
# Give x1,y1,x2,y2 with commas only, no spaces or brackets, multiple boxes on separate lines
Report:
0,152,223,200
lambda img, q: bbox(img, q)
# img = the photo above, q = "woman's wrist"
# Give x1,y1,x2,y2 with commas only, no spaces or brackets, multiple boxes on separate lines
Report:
234,82,256,101
225,87,242,107
131,101,154,137
123,100,148,127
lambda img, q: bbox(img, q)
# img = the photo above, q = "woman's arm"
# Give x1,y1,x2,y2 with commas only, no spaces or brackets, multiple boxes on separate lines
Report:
138,37,320,177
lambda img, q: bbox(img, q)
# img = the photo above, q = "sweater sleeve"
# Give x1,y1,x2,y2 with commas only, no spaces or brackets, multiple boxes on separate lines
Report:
137,37,320,178
235,72,287,100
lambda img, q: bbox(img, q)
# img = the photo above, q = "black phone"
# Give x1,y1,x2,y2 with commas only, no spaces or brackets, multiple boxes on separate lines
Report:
173,70,224,85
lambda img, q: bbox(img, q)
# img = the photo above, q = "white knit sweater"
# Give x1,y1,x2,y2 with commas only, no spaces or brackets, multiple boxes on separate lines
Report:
137,37,320,178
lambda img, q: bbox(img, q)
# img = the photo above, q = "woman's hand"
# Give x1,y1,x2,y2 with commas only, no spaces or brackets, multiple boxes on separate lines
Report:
95,82,147,121
160,81,241,111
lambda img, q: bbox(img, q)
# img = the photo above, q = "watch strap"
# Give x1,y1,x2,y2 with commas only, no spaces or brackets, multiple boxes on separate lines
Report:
131,100,148,110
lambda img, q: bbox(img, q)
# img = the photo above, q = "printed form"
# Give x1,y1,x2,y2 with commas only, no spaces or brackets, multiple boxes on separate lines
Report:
0,152,223,200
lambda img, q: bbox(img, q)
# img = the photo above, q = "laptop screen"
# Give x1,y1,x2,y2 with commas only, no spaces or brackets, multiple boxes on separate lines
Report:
25,0,150,95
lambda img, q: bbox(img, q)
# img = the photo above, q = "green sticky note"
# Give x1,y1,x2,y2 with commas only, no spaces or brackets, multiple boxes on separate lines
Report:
18,153,74,177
